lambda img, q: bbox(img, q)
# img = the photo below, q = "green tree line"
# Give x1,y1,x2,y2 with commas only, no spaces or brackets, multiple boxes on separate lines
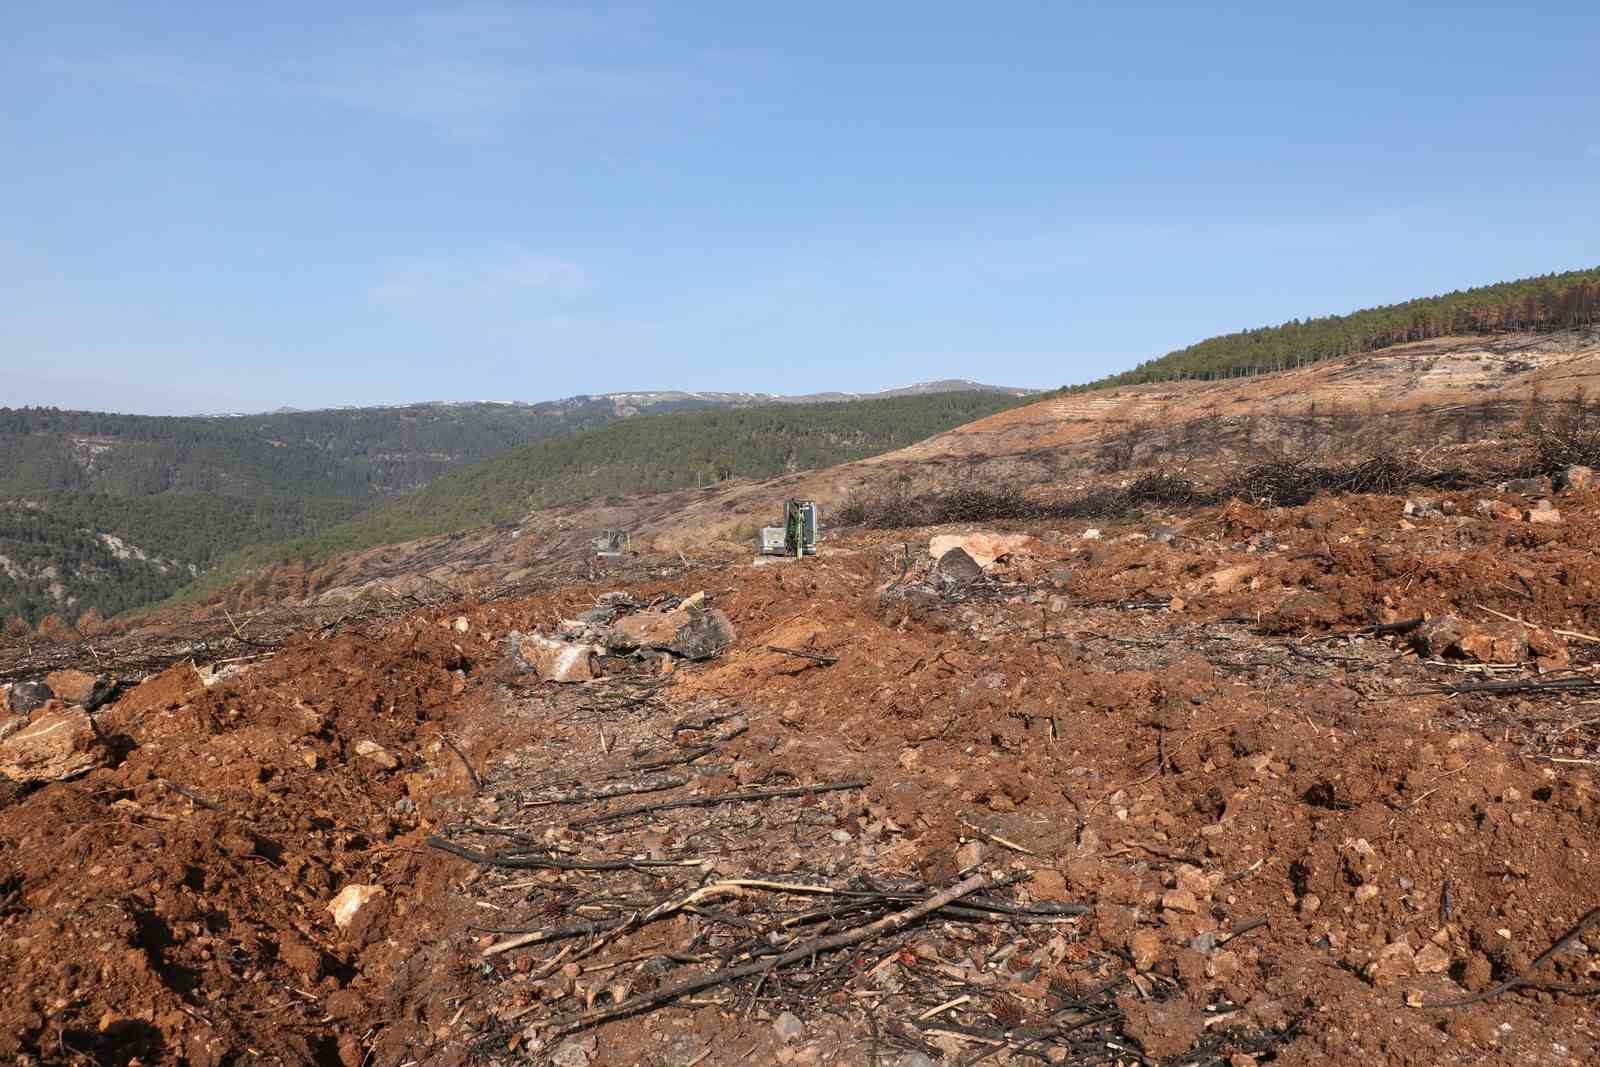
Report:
1071,266,1600,390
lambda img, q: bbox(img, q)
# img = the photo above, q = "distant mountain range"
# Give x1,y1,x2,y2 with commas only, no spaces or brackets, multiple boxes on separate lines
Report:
241,379,1035,418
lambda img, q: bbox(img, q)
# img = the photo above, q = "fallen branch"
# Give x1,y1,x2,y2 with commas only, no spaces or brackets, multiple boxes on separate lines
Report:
425,835,702,874
442,735,483,792
1412,674,1600,697
767,645,840,666
159,778,249,821
524,774,687,807
1425,905,1600,1007
568,779,868,829
538,869,1004,1036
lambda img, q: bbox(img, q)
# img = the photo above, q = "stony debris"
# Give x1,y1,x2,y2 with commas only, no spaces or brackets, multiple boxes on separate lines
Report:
1366,941,1415,987
0,703,105,782
1523,499,1561,524
1556,464,1595,492
604,593,736,661
1475,498,1522,521
550,1035,597,1066
0,714,29,742
327,883,386,932
926,531,1037,568
1502,476,1551,496
1117,992,1203,1059
773,1011,806,1045
1413,615,1567,666
934,546,984,584
509,630,601,683
352,739,400,770
43,668,115,709
4,679,52,715
1414,942,1452,974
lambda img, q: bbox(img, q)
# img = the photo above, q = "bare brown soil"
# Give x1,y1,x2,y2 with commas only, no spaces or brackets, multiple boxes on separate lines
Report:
5,478,1600,1064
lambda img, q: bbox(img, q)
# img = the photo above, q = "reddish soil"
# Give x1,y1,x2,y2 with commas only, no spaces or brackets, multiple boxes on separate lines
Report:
5,481,1600,1064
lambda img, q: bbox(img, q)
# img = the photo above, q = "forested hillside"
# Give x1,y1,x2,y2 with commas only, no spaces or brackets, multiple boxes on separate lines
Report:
177,390,1027,600
0,399,638,627
1075,266,1600,390
2,388,1028,626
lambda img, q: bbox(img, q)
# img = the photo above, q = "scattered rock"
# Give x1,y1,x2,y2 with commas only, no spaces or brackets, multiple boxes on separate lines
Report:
1118,992,1203,1058
1028,867,1071,901
955,839,986,869
1527,626,1571,669
352,740,400,770
1556,465,1595,492
1366,941,1415,987
773,1011,805,1045
1403,498,1441,518
605,595,736,661
1161,888,1200,913
1129,929,1162,969
1415,616,1533,664
5,680,53,716
509,631,601,683
0,703,105,782
927,532,1038,569
934,547,984,585
0,714,28,741
43,669,115,710
1524,499,1561,525
1081,528,1102,541
1502,477,1550,496
1172,863,1213,902
109,661,207,721
550,1035,597,1067
1475,499,1522,521
1414,942,1451,974
452,616,470,634
327,884,386,931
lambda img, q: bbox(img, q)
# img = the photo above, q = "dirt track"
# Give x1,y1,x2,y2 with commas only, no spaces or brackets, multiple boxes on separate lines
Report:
5,480,1600,1064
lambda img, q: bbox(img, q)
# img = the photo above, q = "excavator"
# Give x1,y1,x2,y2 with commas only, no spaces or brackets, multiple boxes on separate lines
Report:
758,500,818,558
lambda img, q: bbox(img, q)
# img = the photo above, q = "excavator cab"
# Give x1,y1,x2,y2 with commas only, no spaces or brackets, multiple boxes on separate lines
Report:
758,500,818,557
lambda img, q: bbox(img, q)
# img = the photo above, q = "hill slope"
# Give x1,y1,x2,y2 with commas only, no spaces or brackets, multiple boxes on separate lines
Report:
1077,265,1600,389
172,390,1031,602
4,386,1031,626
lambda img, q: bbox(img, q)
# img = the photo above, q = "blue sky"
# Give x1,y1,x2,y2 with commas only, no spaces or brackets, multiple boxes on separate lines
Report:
2,1,1597,415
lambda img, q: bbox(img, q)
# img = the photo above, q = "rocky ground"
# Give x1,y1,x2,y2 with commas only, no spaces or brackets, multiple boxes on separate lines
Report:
4,473,1600,1065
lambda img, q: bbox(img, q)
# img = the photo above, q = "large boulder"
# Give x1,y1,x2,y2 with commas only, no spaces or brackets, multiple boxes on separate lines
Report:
1414,615,1567,667
43,669,116,710
927,532,1039,569
508,632,601,683
0,703,105,782
935,547,984,585
4,680,53,716
605,594,736,661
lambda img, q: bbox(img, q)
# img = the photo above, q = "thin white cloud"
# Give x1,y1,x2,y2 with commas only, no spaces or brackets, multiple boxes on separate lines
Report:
308,56,651,136
26,5,670,138
367,249,588,310
34,50,226,96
